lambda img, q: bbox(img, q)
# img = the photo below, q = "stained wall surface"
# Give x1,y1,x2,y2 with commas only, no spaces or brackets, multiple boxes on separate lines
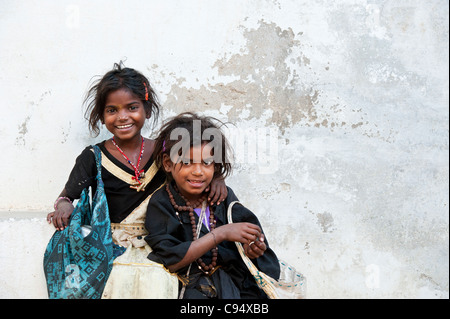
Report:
0,0,448,298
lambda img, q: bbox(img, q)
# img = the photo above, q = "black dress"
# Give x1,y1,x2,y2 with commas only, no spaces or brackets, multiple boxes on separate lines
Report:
144,182,280,299
64,141,166,223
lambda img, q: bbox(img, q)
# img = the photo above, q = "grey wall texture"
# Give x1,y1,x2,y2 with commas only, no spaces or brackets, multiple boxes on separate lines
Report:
0,0,448,298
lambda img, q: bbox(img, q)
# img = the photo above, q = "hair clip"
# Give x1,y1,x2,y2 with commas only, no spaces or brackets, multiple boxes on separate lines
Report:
162,140,166,152
143,82,149,101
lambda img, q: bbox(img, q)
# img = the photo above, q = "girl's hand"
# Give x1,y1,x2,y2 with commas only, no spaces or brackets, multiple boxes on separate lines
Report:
243,233,267,259
216,222,262,245
47,200,74,231
206,177,227,205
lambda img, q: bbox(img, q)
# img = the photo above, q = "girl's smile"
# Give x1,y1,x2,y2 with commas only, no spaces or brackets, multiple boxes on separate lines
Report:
116,123,134,129
188,179,206,187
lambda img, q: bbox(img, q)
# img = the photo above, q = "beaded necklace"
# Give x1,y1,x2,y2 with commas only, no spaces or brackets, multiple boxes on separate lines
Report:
166,184,218,274
112,136,145,185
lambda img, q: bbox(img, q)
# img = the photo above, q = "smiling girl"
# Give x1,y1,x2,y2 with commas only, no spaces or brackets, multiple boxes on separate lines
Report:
145,112,280,299
46,63,227,298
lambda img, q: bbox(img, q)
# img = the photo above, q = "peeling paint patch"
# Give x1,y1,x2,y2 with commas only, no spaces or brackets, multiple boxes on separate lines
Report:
304,241,311,255
257,182,292,199
316,212,335,233
16,115,31,146
160,20,373,135
60,122,71,144
15,91,51,146
163,20,324,133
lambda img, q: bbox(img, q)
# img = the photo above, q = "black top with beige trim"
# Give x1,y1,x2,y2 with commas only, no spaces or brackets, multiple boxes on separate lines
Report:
64,141,166,223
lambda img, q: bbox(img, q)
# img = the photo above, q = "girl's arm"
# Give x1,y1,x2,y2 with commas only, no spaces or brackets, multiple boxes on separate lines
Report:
167,222,262,272
47,188,75,231
207,177,227,205
47,146,96,230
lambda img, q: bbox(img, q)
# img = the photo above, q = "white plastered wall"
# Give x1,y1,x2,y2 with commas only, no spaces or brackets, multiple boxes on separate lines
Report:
0,0,448,298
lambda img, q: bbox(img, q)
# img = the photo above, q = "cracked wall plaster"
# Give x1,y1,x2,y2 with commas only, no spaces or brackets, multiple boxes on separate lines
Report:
0,0,448,299
163,20,343,133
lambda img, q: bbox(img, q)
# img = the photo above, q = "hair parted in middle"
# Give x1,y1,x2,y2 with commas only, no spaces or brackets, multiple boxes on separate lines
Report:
154,112,233,180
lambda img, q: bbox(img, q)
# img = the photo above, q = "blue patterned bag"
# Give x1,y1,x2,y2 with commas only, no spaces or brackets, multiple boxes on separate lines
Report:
43,145,114,299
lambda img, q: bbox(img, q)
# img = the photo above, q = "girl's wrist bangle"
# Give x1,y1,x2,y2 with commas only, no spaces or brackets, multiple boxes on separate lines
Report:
54,197,72,210
211,231,218,247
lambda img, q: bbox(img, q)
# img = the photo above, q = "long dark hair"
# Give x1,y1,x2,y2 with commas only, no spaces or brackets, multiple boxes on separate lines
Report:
154,112,233,179
83,61,160,136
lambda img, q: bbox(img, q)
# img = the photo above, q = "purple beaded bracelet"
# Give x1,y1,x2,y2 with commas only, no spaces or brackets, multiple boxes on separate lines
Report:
54,196,72,210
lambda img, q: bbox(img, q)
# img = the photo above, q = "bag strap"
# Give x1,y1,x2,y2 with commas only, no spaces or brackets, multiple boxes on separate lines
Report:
227,201,256,267
89,144,108,229
92,145,102,182
227,201,279,298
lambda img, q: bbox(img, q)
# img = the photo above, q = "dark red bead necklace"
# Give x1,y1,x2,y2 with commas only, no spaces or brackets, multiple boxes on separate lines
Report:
166,184,218,274
112,136,145,185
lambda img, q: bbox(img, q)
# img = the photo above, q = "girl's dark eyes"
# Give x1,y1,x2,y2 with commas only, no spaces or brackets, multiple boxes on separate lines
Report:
180,160,214,166
104,105,139,113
